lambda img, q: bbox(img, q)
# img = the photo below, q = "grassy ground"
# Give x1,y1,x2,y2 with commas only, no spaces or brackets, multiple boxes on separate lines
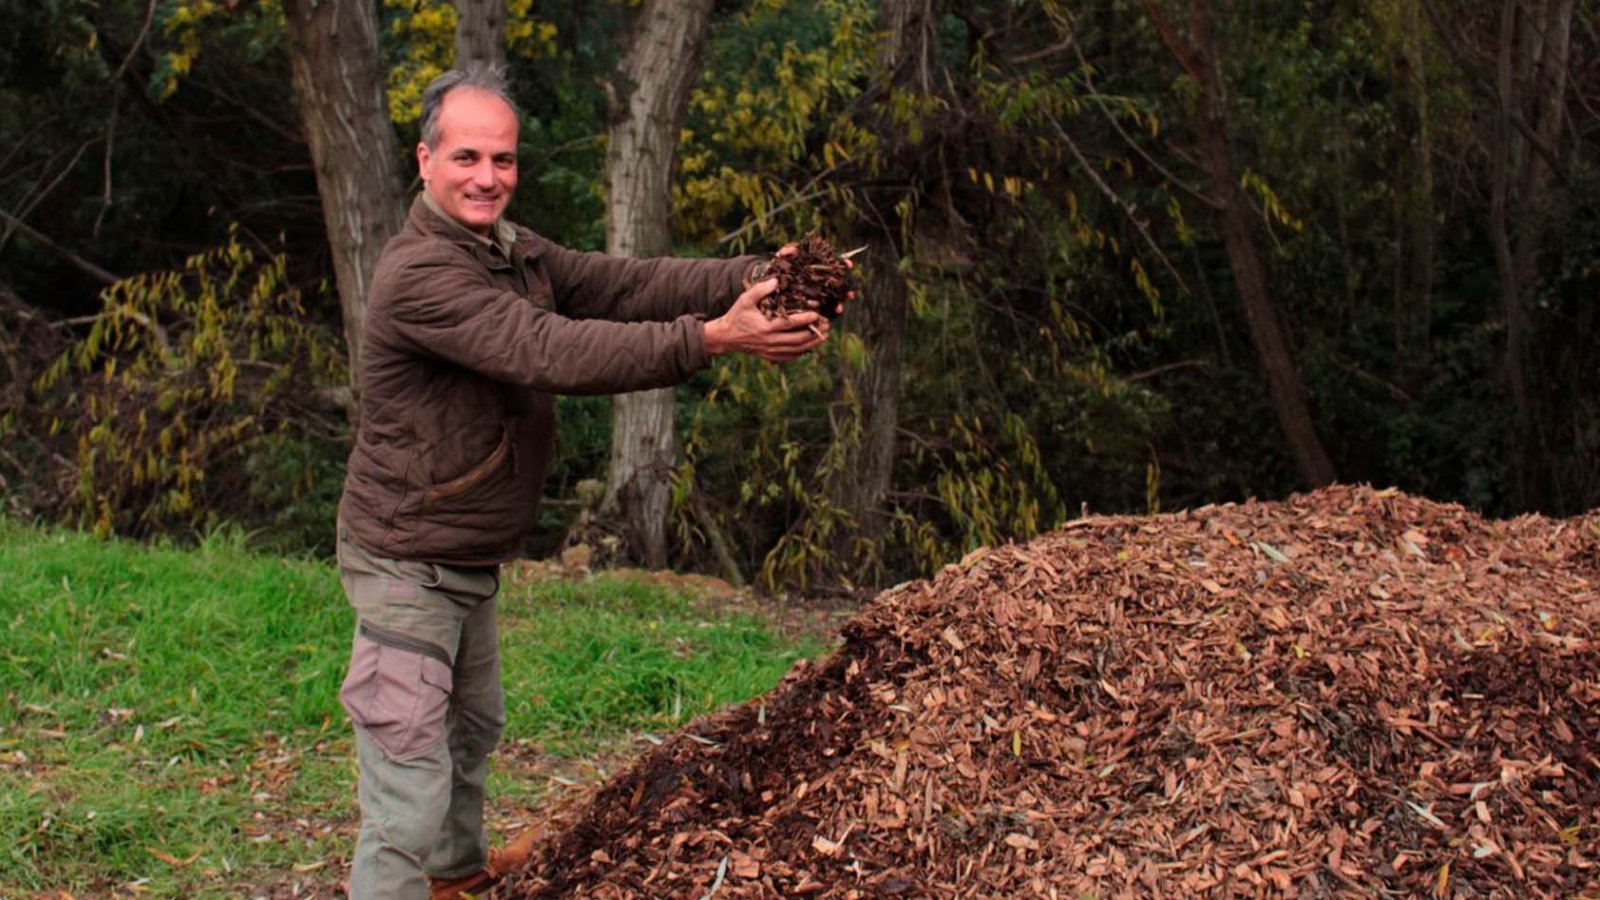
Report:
0,521,837,898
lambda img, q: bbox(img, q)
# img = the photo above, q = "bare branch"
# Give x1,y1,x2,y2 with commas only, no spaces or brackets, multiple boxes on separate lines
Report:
1066,35,1210,207
1123,359,1210,383
0,140,95,252
95,0,160,238
0,115,60,174
95,102,120,238
1011,36,1077,67
715,165,841,247
1139,0,1200,81
112,0,160,85
1041,111,1190,297
0,209,121,286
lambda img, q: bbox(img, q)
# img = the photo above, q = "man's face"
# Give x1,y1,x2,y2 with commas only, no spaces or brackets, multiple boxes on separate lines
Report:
417,88,519,235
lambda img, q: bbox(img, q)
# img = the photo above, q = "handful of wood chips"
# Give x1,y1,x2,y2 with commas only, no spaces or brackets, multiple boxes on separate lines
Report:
748,233,856,321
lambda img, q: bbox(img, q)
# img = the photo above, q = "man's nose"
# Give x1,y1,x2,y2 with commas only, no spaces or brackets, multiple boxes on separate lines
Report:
471,160,498,186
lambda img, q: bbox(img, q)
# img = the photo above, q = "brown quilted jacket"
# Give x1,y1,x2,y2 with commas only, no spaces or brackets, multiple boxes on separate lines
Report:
338,196,758,565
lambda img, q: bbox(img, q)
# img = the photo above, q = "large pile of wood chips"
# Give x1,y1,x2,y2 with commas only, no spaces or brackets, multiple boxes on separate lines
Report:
501,486,1600,898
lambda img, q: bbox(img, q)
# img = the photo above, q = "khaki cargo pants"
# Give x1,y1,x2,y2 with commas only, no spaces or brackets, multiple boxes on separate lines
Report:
336,523,506,900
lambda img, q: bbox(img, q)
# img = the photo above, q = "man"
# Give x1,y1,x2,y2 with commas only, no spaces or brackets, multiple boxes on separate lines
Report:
334,67,831,900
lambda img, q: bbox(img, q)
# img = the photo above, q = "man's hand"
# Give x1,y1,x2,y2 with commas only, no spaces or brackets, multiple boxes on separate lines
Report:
704,278,828,362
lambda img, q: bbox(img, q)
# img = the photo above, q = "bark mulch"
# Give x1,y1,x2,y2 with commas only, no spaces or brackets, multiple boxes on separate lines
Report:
498,485,1600,898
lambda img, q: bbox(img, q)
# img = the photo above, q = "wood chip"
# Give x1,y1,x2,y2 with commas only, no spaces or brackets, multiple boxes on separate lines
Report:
502,486,1600,898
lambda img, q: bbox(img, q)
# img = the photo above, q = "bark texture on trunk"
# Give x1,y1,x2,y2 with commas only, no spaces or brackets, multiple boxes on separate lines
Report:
281,0,407,386
1391,0,1436,379
599,0,715,570
822,0,935,568
453,0,506,72
1151,0,1336,488
1488,0,1573,505
826,239,909,547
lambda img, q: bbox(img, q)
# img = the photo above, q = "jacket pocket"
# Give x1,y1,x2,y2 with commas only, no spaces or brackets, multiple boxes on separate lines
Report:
424,426,512,505
340,628,452,760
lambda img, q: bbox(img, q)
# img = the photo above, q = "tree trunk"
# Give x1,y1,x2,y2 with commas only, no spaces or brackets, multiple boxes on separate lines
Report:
826,239,910,548
1391,0,1436,380
453,0,506,72
1157,0,1336,488
1514,0,1572,503
1488,0,1525,496
822,0,935,572
1485,0,1572,506
281,0,407,387
598,0,715,570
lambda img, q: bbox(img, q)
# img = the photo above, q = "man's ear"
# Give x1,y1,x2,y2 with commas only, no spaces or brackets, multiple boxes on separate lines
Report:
416,142,432,182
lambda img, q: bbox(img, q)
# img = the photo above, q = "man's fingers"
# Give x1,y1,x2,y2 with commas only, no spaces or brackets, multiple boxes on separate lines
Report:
770,317,823,340
737,277,779,305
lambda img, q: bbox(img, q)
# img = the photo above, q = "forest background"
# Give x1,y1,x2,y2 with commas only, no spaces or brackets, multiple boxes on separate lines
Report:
1,0,1596,594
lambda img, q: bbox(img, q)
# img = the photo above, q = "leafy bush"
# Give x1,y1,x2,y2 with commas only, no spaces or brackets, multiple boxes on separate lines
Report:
31,230,348,551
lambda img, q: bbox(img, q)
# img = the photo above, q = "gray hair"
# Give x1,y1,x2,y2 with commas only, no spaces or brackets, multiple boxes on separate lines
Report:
419,66,518,150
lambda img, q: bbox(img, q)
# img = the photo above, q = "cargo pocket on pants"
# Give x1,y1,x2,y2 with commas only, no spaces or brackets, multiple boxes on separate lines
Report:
340,629,453,760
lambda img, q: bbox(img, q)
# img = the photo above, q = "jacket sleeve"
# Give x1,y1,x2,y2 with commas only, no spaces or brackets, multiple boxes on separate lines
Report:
382,243,712,395
537,239,763,322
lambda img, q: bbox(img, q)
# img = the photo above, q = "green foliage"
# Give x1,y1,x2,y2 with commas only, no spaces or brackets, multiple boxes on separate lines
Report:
34,231,346,549
674,0,877,247
668,1,1182,589
6,0,1600,593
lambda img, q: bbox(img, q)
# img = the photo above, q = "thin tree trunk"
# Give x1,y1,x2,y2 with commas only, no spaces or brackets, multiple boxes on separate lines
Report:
1513,0,1572,502
1392,0,1436,378
826,239,909,546
281,0,407,388
599,0,715,570
821,0,935,573
1488,0,1527,501
1498,0,1573,505
1152,0,1335,488
454,0,506,72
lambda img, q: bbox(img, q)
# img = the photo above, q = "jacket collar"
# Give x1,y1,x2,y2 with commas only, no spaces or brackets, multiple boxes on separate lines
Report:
412,192,521,256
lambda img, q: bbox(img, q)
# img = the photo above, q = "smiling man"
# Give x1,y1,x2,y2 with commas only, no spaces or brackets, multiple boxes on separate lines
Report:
416,84,517,235
334,67,831,900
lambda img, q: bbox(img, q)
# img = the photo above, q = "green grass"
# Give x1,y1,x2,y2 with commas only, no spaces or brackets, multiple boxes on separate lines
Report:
0,520,829,897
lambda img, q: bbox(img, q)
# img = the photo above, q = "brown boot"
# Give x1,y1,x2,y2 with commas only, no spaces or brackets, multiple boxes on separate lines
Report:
427,827,542,900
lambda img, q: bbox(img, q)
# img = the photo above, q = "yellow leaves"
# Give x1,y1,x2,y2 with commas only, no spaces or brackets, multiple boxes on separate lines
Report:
385,0,455,125
674,0,875,244
1240,168,1305,232
156,0,220,99
42,227,340,538
821,141,852,168
965,167,1033,201
380,0,555,121
505,0,558,58
1130,257,1160,312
